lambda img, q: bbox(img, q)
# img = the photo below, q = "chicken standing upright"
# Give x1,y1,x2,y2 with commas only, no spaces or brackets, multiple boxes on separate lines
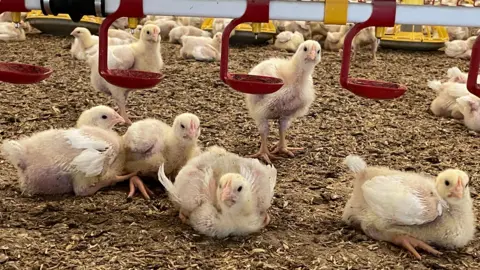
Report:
122,113,201,200
157,145,277,238
88,24,164,124
245,40,321,164
342,155,475,260
1,107,135,196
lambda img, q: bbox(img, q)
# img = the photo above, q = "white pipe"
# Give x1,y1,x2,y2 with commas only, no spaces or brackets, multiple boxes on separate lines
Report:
24,0,480,27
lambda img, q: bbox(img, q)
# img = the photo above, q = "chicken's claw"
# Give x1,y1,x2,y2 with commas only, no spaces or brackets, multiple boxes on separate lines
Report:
127,175,154,200
247,149,279,164
392,234,442,260
115,171,137,181
270,142,304,158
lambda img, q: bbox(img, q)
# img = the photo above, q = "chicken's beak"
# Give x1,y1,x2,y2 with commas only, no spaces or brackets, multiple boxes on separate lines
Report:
113,113,126,125
449,177,464,199
220,181,237,207
187,120,197,138
307,47,316,61
152,28,160,42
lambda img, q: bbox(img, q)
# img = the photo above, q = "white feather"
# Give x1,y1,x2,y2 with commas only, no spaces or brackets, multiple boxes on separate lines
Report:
362,175,433,225
63,129,110,177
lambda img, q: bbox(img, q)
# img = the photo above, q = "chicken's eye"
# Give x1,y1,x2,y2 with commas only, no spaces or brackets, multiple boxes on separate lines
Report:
77,31,81,34
146,30,150,35
101,115,107,119
303,46,307,52
237,186,242,192
445,180,450,186
317,50,320,54
180,124,185,129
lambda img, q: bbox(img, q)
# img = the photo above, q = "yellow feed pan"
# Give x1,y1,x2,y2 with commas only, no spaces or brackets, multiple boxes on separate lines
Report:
25,10,102,36
201,18,276,34
376,25,449,50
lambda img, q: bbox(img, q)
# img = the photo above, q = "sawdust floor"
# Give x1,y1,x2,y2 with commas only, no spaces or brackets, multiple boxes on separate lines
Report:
0,33,479,270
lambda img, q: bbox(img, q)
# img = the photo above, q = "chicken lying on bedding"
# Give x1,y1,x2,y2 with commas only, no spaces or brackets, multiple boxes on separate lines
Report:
87,24,164,124
169,26,211,44
342,155,475,260
0,107,135,196
157,145,277,238
179,33,222,61
456,95,480,132
444,36,477,59
445,66,480,84
245,40,321,164
428,80,469,119
70,27,135,61
274,31,304,53
122,113,201,200
0,22,26,42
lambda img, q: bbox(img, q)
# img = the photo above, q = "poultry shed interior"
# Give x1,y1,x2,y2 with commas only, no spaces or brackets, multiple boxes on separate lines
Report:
0,0,480,269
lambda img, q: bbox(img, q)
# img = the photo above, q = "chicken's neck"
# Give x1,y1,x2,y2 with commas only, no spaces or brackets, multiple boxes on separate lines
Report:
134,40,161,53
289,57,315,81
82,35,97,49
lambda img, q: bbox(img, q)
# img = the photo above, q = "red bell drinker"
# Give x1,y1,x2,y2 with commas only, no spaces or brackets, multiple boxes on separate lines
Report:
219,0,283,95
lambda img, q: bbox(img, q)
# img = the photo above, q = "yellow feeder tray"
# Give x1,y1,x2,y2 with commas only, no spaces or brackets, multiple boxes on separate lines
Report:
376,0,449,50
201,18,276,45
25,10,102,36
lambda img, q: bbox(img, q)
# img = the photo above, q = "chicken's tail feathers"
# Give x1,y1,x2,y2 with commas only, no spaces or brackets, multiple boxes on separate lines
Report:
157,163,181,204
344,155,367,174
1,140,26,170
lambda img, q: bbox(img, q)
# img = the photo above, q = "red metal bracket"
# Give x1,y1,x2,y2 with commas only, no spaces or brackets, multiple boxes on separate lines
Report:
0,0,53,84
219,0,283,94
467,37,480,96
340,0,407,99
98,0,164,89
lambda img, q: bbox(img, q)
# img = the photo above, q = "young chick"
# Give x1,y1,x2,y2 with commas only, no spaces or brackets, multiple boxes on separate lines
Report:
179,33,222,60
144,19,179,41
0,22,26,42
76,105,125,129
285,21,311,40
70,27,134,61
342,155,475,260
169,25,211,44
274,31,305,53
446,66,480,84
122,113,201,200
1,126,135,196
87,24,164,124
444,36,476,59
245,40,321,164
446,26,470,41
157,145,277,237
456,95,480,131
428,80,469,119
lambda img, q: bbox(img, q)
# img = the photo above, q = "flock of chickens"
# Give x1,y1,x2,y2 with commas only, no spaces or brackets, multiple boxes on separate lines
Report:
0,11,478,260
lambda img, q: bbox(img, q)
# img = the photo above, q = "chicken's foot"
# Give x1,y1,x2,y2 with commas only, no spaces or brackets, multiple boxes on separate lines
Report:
127,175,154,200
391,234,442,260
248,132,279,164
270,119,304,157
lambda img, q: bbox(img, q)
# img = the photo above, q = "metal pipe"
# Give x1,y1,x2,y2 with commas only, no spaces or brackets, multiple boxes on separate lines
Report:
24,0,480,27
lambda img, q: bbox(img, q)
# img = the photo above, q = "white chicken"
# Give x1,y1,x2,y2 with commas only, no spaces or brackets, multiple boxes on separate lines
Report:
111,17,129,30
444,36,477,59
325,24,378,60
456,95,480,131
212,18,235,36
0,22,26,42
274,31,305,52
284,21,311,40
76,105,125,129
168,25,211,44
245,40,321,164
70,27,136,61
446,66,480,84
428,80,469,119
144,19,179,41
342,155,475,260
87,24,164,124
179,32,222,61
446,26,470,41
1,109,135,196
122,113,201,200
308,22,342,40
157,145,277,238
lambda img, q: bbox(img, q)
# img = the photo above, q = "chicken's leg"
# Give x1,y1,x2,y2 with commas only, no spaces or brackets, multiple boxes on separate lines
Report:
248,120,279,164
391,234,442,260
127,175,154,200
271,118,303,157
112,89,132,125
